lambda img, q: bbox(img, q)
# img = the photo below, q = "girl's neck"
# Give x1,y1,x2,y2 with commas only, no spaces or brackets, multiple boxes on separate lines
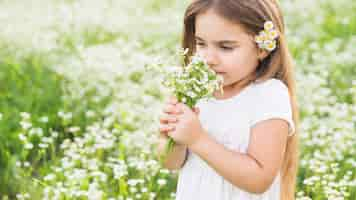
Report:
213,78,254,100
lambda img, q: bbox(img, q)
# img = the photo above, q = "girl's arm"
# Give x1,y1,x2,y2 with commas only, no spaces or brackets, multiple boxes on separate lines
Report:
190,118,288,194
157,96,188,170
157,134,188,170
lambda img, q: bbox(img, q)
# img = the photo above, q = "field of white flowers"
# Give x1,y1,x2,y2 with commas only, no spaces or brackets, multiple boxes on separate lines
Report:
0,0,355,199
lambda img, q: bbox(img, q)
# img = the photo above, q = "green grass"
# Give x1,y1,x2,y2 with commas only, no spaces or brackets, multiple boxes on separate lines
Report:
0,49,64,195
0,0,355,199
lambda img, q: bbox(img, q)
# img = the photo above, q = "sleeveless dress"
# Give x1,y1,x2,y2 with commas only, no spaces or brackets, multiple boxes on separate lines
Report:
175,78,295,200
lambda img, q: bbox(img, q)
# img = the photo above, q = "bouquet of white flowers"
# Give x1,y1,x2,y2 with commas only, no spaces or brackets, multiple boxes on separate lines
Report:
157,49,224,155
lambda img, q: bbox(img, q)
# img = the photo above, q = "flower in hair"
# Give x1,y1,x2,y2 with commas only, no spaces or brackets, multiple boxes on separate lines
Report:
255,21,279,51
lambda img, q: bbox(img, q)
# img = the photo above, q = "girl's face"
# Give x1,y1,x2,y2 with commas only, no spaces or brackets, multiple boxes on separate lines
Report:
195,9,264,91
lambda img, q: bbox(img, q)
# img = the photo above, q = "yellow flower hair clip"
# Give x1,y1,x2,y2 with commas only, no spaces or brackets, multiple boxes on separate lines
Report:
255,21,279,52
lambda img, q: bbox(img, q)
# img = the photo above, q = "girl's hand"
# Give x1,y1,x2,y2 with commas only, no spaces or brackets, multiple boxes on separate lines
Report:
159,96,182,143
159,96,200,146
165,101,203,147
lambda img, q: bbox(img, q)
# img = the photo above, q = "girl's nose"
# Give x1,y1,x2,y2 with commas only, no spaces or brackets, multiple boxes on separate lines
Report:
201,49,218,67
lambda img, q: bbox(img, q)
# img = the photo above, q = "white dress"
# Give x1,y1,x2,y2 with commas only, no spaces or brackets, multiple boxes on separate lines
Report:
175,78,295,200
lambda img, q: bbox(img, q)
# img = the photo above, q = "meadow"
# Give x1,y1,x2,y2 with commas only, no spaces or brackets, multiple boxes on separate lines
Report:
0,0,355,199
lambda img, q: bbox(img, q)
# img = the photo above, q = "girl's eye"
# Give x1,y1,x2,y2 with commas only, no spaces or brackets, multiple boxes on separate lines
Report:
220,46,234,51
196,42,205,47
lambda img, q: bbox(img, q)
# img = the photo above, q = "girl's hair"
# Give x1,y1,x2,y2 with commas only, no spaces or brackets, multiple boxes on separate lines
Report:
182,0,299,199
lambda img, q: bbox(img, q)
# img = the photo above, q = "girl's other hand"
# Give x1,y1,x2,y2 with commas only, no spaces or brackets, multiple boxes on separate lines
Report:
158,96,200,138
159,96,182,137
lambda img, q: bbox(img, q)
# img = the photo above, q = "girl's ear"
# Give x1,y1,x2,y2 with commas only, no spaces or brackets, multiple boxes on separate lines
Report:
257,48,269,61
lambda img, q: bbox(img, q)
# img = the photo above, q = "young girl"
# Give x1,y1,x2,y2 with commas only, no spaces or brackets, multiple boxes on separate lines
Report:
157,0,299,199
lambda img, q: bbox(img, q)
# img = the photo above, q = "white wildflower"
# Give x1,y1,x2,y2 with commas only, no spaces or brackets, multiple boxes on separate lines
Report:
20,112,31,120
39,116,49,123
24,143,34,149
157,179,167,186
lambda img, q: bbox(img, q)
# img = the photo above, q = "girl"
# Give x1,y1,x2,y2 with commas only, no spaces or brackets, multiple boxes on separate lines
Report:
157,0,299,199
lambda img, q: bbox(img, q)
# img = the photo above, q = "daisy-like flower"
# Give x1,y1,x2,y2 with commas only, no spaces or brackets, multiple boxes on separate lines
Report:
255,35,264,44
264,21,274,31
265,40,277,51
255,21,279,52
255,30,267,43
268,29,279,40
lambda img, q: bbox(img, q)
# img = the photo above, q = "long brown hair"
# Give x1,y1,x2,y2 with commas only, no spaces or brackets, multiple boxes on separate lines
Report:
182,0,299,199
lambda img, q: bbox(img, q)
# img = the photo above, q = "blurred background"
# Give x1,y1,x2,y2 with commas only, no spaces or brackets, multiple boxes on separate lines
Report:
0,0,355,199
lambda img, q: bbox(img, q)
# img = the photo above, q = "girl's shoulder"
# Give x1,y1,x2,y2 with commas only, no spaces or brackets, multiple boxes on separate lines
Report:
249,78,295,135
251,78,289,98
253,78,288,91
244,78,291,109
